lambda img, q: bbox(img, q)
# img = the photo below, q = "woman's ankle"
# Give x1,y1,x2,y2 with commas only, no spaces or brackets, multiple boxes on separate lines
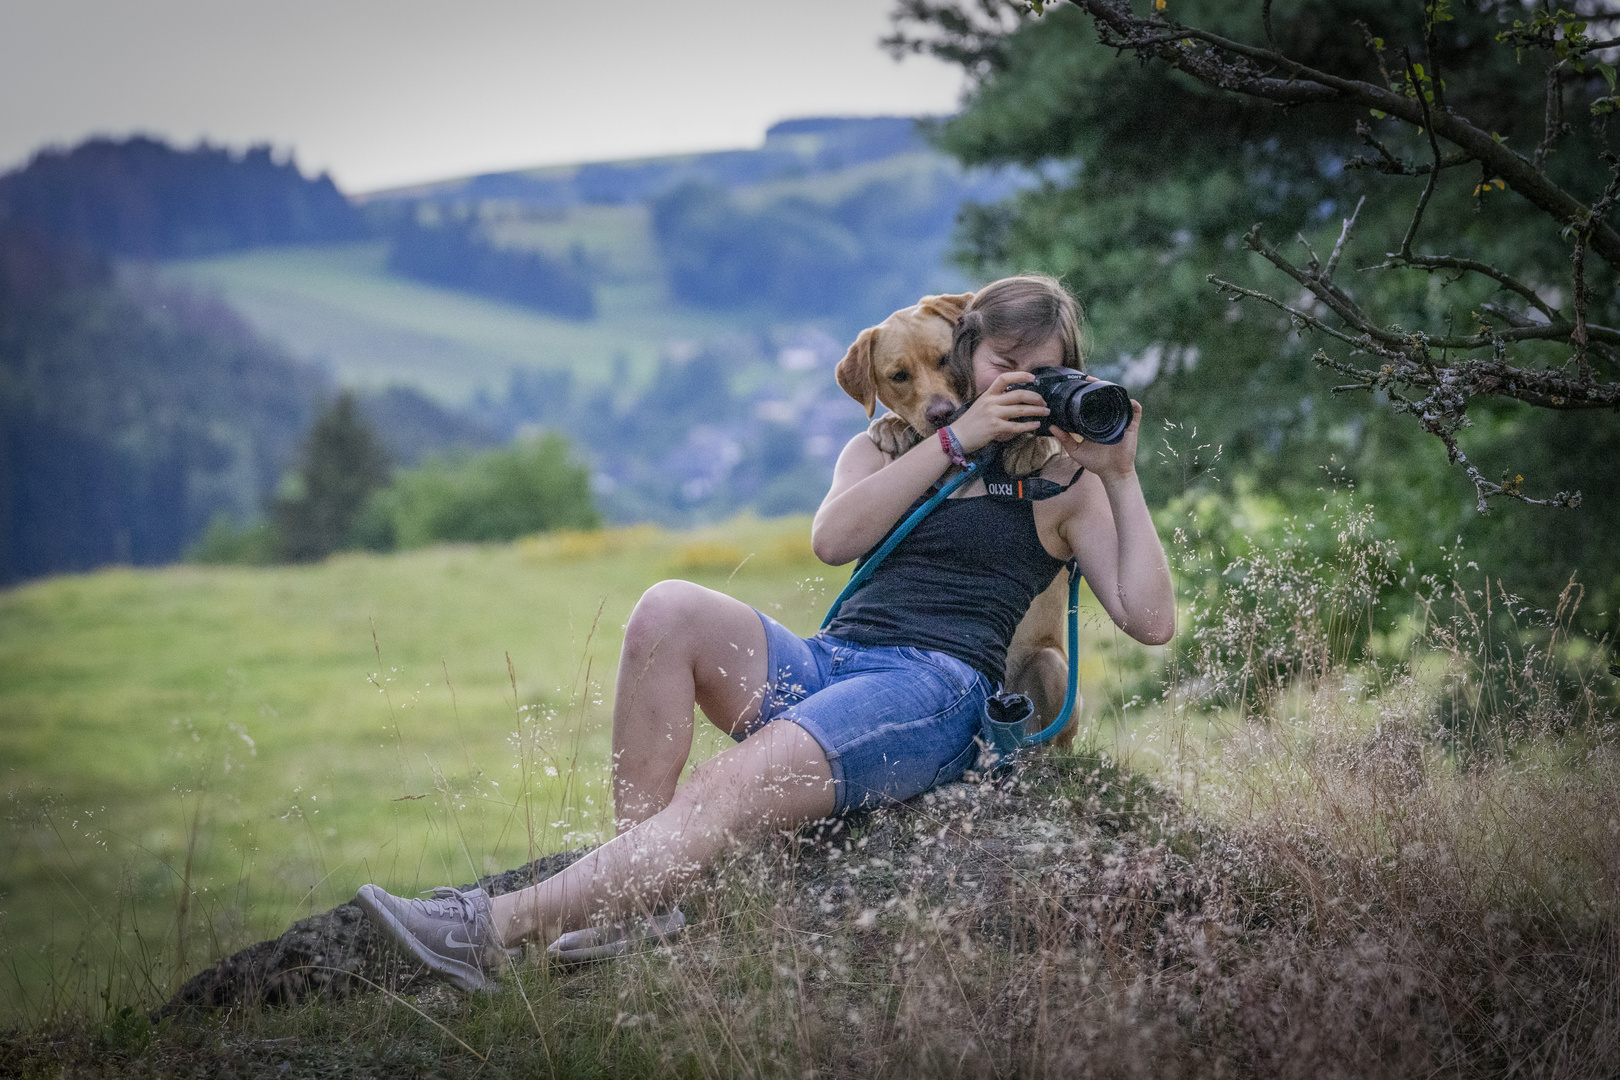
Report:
488,892,528,948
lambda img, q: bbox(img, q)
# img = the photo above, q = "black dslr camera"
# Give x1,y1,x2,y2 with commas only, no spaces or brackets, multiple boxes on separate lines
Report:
1020,367,1133,445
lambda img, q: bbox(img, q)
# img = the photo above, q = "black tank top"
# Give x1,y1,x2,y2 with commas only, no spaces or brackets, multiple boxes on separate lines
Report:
823,486,1069,683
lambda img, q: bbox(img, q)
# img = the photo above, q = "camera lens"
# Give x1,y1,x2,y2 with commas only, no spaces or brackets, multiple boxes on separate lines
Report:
1072,382,1132,444
1019,368,1132,444
1039,373,1130,444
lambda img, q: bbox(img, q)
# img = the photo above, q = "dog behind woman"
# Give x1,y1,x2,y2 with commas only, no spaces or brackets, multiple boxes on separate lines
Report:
833,276,1093,747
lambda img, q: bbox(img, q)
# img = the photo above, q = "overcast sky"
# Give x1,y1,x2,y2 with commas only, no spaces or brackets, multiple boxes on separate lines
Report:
0,0,966,194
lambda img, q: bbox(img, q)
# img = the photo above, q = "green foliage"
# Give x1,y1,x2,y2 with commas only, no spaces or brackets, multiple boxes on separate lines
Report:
0,516,835,1019
271,392,392,562
186,514,276,565
0,135,363,259
360,433,598,550
1165,484,1405,710
387,216,596,320
652,180,862,316
912,0,1620,633
2,224,505,584
648,170,984,325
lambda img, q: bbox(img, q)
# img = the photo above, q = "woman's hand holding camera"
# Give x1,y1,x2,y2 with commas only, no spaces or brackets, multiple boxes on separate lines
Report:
1053,398,1142,481
949,371,1047,454
950,370,1143,481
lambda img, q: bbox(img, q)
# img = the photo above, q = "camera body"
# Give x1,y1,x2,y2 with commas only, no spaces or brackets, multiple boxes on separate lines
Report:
1022,367,1132,445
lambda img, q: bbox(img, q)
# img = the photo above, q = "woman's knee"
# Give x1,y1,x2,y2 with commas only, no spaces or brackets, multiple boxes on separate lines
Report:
622,580,716,663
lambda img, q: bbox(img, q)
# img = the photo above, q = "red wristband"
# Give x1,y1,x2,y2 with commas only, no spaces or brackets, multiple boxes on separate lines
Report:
938,425,969,468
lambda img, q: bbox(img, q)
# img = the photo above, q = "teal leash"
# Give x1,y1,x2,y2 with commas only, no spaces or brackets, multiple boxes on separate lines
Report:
1015,562,1080,747
820,459,1081,751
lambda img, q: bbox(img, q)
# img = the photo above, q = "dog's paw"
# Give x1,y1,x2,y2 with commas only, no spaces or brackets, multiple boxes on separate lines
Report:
1001,435,1063,478
866,414,923,459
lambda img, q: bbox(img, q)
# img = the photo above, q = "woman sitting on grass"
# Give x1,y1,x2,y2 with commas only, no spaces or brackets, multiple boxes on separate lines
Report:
356,275,1175,991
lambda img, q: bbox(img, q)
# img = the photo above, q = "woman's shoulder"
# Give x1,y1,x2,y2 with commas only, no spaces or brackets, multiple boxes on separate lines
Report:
830,430,892,482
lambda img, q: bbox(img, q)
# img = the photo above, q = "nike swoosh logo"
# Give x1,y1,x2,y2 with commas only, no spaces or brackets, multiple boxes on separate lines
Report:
444,929,478,951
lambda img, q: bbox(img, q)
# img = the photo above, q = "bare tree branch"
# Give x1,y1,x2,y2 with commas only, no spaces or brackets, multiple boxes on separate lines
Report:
1534,64,1569,173
1345,119,1474,175
1324,195,1365,281
1397,49,1444,260
1360,251,1562,323
1311,347,1583,511
1571,153,1620,377
1207,274,1379,353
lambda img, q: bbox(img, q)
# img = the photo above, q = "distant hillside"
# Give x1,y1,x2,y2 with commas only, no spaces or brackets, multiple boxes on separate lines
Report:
387,215,597,320
153,117,1028,526
363,116,1023,328
0,136,363,258
366,117,934,208
0,224,322,580
2,122,1013,578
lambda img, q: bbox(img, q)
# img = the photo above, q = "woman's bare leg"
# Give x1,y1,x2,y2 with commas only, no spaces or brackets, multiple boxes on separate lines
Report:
489,719,834,946
482,578,830,947
608,579,774,830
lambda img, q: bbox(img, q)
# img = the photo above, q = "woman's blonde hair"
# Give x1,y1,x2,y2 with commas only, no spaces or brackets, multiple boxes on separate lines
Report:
950,274,1086,375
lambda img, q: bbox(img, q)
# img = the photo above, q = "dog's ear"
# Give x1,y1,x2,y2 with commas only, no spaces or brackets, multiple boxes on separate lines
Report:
836,327,880,417
917,292,976,325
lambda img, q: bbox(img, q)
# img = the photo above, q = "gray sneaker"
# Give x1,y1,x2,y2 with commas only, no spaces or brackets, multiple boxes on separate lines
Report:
355,884,517,992
545,907,687,967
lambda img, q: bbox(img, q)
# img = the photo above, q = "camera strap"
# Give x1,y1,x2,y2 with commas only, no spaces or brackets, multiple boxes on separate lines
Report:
981,450,1084,502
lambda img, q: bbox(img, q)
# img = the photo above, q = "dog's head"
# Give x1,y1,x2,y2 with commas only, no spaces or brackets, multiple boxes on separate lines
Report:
835,292,975,436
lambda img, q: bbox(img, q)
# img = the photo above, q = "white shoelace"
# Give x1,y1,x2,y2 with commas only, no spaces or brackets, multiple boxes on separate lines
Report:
420,887,486,933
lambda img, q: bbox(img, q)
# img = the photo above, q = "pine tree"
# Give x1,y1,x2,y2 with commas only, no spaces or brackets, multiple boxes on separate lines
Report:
272,392,391,562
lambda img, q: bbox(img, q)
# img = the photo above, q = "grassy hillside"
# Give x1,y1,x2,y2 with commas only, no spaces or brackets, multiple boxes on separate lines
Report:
6,518,1620,1076
0,517,1132,1021
0,518,813,1018
154,234,741,404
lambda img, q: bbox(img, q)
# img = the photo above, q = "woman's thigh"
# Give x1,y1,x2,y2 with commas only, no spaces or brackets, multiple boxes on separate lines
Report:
769,644,988,815
675,718,837,835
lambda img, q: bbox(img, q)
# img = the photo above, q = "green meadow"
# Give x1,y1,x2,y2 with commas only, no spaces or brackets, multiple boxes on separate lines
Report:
0,515,1134,1021
9,514,1613,1075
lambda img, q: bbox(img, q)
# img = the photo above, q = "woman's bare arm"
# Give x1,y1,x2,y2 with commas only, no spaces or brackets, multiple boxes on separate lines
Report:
810,433,949,566
1051,406,1175,645
811,372,1049,566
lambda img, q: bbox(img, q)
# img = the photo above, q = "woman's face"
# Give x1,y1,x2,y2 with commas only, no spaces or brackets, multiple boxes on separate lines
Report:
970,333,1067,395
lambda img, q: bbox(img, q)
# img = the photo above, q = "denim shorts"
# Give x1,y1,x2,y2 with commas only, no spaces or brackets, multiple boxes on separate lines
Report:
738,611,990,816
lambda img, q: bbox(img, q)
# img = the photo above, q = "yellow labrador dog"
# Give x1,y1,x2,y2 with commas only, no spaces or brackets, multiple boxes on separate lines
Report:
834,293,1078,749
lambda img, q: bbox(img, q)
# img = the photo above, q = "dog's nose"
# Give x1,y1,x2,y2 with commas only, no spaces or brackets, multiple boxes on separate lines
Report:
924,396,959,430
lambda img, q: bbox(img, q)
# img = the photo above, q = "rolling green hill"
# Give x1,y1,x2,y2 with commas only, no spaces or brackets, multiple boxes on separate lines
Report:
125,119,1035,532
154,124,1013,408
0,518,825,1018
155,233,739,404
